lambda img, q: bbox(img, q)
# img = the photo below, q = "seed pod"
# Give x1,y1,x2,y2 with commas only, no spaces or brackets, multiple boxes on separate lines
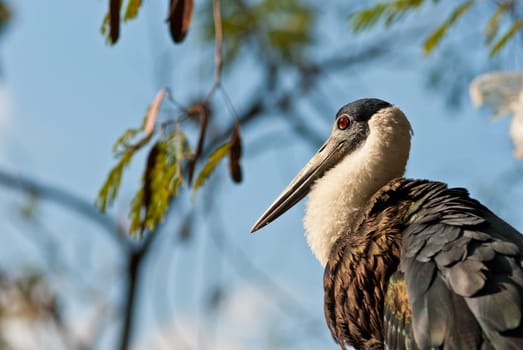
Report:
144,88,166,136
109,0,120,44
187,103,209,184
143,142,160,211
228,123,242,183
168,0,194,43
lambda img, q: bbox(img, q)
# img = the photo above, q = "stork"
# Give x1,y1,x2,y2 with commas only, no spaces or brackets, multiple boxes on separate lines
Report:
251,98,523,350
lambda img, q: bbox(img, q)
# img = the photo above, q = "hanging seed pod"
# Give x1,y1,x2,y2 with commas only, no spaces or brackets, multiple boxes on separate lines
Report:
168,0,194,43
109,0,120,44
143,142,161,212
187,103,209,184
192,103,210,160
229,123,242,183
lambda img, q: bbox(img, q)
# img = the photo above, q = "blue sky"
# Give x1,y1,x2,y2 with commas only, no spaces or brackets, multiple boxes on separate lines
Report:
0,1,522,349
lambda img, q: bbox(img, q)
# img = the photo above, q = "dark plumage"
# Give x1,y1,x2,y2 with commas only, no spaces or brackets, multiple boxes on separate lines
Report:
251,98,523,350
324,178,523,350
336,98,392,122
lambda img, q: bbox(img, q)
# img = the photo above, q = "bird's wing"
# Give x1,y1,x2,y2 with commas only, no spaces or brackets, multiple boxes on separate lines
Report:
383,271,418,350
400,182,523,349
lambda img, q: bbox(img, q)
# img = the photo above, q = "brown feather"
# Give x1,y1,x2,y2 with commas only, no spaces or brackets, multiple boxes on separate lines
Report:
324,178,523,349
324,178,411,349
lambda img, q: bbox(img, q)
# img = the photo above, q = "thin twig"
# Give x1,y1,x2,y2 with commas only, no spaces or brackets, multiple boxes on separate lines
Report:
218,86,240,120
165,88,189,111
117,201,176,350
213,0,223,86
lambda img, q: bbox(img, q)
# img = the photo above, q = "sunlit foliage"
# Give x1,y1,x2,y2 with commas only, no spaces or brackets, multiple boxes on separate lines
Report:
351,0,523,56
202,0,315,66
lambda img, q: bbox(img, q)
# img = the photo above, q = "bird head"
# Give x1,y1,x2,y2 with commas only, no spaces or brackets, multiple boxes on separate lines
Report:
251,98,412,237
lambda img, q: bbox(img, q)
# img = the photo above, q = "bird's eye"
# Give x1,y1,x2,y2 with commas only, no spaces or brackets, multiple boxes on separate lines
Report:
337,115,350,130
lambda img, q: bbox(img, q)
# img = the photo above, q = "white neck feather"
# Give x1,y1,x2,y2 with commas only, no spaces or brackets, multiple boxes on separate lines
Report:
303,107,412,266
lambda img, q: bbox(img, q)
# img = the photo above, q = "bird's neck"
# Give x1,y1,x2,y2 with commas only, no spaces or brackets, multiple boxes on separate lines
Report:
303,109,412,266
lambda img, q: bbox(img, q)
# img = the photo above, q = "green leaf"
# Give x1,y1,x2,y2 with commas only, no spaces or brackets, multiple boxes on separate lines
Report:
143,141,170,232
351,3,389,32
100,12,110,36
423,25,446,55
97,108,157,220
96,150,134,213
101,13,115,44
129,187,144,235
392,0,424,10
422,1,473,55
127,131,193,236
351,0,424,32
112,110,157,154
113,128,142,153
192,142,231,193
129,141,170,236
489,19,523,57
175,130,194,161
484,4,507,45
124,0,142,22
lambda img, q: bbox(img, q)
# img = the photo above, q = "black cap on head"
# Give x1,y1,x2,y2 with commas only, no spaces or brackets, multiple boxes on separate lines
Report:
336,98,392,122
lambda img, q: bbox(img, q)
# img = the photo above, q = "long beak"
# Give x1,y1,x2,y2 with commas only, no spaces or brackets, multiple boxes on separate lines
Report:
250,137,346,233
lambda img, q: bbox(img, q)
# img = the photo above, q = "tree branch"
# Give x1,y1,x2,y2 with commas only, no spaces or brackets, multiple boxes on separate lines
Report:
118,249,142,350
0,168,125,248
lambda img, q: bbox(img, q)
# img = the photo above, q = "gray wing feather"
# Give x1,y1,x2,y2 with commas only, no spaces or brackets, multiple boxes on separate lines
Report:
402,182,523,349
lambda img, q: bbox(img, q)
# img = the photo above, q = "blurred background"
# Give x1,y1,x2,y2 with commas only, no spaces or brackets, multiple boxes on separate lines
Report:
0,0,521,349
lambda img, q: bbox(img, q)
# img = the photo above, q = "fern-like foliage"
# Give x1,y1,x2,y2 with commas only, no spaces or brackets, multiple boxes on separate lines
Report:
96,83,245,236
128,130,193,236
422,1,473,54
124,0,142,22
202,0,316,66
351,0,523,57
484,4,508,45
96,114,195,237
490,19,523,57
192,142,231,193
96,115,152,213
351,0,424,33
96,150,134,213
